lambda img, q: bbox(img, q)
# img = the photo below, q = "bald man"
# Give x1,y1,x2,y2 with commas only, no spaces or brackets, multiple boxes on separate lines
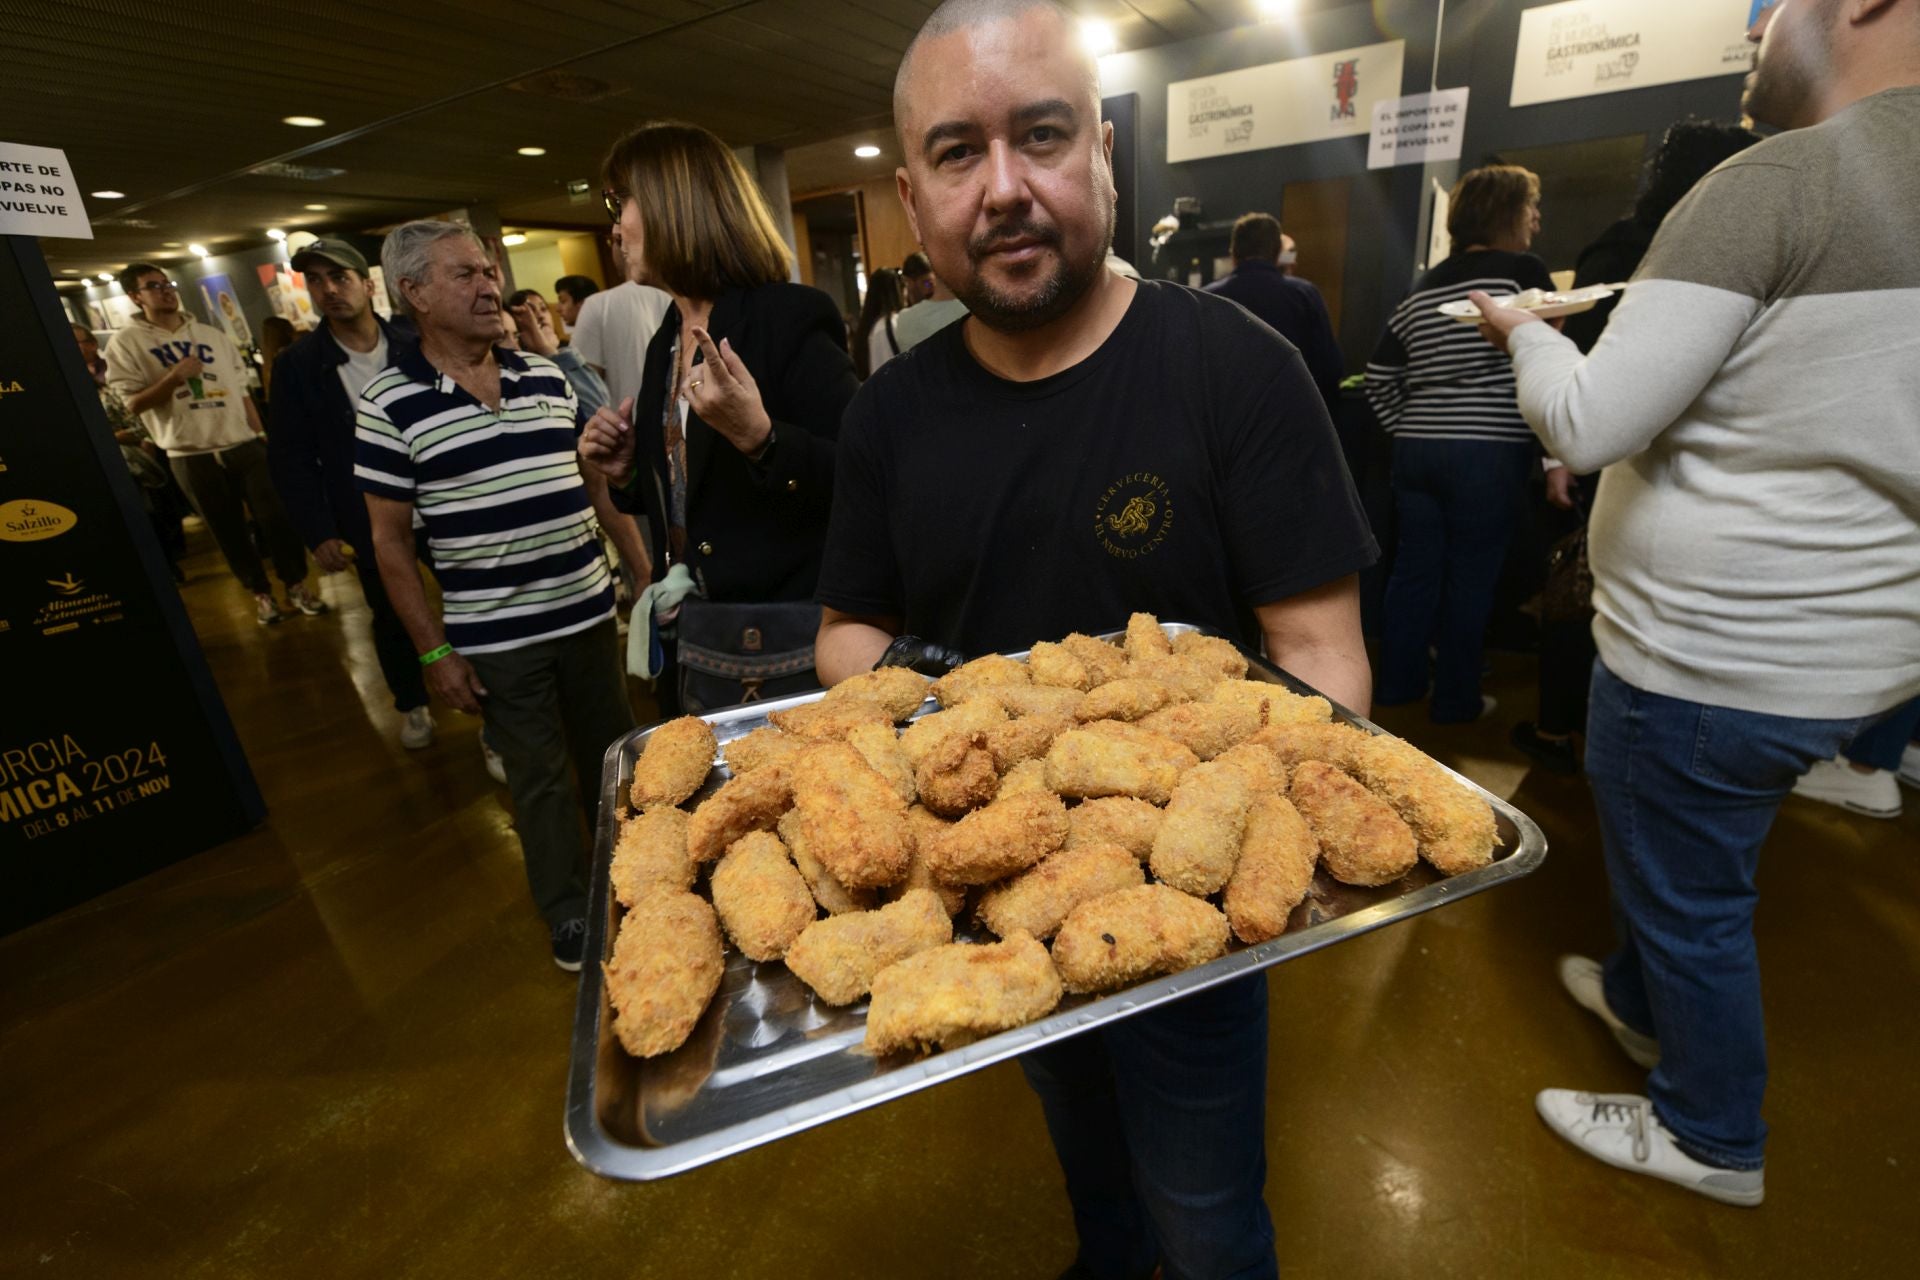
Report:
815,3,1376,1275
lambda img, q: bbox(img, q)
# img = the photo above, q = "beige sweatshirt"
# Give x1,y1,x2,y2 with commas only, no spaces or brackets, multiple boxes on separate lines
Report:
103,313,255,456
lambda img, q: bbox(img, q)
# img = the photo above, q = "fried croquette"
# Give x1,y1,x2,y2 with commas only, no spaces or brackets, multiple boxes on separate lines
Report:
1223,793,1319,944
1045,726,1198,804
863,932,1063,1055
610,808,695,907
1027,640,1093,690
847,721,916,805
1059,632,1130,685
709,831,816,962
629,716,717,810
1211,741,1287,794
1149,759,1255,895
779,809,876,915
687,764,794,862
1170,631,1250,679
1211,680,1333,726
975,842,1144,941
996,757,1053,798
784,889,953,1005
767,697,892,742
787,744,913,889
1123,612,1173,662
605,891,724,1058
916,731,1001,817
1289,760,1418,887
932,653,1031,707
822,667,935,721
721,726,807,776
1346,735,1499,876
981,684,1086,721
899,697,1009,768
923,789,1069,885
983,713,1073,771
1128,652,1227,703
1076,676,1178,723
1051,885,1230,994
1246,720,1371,774
1138,700,1262,760
894,806,969,914
1065,795,1165,861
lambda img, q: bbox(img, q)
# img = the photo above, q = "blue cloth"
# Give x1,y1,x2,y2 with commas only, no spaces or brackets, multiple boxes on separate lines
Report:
548,345,611,420
1018,975,1277,1280
1376,437,1534,721
1843,694,1920,772
1202,260,1344,411
1585,660,1880,1169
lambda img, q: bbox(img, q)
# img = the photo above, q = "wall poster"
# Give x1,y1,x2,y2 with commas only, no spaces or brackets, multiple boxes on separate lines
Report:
1167,40,1407,163
1510,0,1756,108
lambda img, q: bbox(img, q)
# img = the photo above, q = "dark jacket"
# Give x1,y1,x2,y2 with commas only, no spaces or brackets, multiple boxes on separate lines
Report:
1203,260,1344,411
1562,217,1653,355
267,315,418,550
615,282,857,603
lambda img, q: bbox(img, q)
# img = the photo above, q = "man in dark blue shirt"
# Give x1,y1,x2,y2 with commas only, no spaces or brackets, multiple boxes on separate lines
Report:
1204,212,1344,411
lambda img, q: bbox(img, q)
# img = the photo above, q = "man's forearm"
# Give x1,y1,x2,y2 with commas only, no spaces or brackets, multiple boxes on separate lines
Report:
122,371,179,416
1263,632,1372,718
584,470,651,582
372,526,443,654
816,612,898,685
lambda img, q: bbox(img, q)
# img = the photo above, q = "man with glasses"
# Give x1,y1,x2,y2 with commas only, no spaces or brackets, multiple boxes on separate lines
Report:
105,262,324,624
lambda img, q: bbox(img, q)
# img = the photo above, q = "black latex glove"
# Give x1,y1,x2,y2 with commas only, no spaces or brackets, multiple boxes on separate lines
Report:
874,634,967,676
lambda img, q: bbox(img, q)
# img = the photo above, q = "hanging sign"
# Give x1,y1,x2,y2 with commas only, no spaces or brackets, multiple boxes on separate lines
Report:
0,142,93,240
1510,0,1756,108
1168,40,1406,163
1368,88,1470,170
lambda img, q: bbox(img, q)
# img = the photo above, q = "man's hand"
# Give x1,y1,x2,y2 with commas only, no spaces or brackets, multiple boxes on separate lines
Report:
510,303,560,356
1545,465,1578,511
170,355,205,384
686,327,773,457
1469,290,1546,355
425,653,489,715
580,396,638,485
313,538,351,573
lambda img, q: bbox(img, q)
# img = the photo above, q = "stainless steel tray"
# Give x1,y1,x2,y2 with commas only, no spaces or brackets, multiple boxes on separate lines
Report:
565,626,1547,1180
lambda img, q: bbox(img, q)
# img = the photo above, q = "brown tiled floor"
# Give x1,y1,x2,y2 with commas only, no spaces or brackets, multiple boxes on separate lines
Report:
3,536,1916,1277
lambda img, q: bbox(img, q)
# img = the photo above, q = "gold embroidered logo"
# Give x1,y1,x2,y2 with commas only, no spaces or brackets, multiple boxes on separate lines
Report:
1094,471,1173,560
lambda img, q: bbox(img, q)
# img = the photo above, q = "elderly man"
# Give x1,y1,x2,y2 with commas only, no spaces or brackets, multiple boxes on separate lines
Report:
354,220,637,972
815,2,1375,1276
1473,0,1920,1206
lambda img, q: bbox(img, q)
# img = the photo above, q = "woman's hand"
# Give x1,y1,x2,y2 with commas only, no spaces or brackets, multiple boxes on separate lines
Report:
686,326,772,456
579,395,638,485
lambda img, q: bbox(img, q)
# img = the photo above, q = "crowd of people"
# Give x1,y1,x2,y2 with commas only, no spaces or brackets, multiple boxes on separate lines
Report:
70,0,1918,1271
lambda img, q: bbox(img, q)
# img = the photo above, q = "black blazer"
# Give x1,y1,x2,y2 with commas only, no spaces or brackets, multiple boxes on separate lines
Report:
617,282,857,603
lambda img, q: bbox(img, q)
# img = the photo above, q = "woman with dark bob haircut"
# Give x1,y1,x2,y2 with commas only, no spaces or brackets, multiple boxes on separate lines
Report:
1364,163,1554,723
579,120,858,713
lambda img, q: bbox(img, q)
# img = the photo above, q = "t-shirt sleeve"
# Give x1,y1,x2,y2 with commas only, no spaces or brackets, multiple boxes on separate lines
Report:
814,385,903,619
568,300,604,371
102,330,149,399
353,381,416,501
1212,332,1378,606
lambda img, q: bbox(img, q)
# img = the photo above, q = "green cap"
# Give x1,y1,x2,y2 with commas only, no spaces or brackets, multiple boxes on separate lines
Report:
291,237,369,275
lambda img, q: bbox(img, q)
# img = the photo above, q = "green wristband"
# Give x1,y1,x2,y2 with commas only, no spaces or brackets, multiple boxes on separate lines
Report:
418,643,454,667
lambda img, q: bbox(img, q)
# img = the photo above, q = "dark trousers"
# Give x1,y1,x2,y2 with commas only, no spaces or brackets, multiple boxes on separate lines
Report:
465,619,635,926
1377,439,1535,721
1537,618,1598,736
353,552,429,713
169,438,308,595
1019,975,1277,1280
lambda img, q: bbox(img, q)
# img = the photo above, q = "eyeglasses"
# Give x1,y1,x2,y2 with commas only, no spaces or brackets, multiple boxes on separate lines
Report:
602,188,628,223
136,280,180,292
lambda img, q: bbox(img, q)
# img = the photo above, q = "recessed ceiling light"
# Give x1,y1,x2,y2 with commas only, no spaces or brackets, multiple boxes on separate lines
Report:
1255,0,1297,16
304,203,328,211
282,115,326,128
188,243,210,258
267,229,287,241
90,189,125,199
516,146,547,157
163,241,182,248
97,273,112,282
854,145,881,159
502,233,528,247
1079,18,1116,55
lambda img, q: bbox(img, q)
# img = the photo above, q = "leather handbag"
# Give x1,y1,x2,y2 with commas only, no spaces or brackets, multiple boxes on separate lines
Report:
674,599,822,714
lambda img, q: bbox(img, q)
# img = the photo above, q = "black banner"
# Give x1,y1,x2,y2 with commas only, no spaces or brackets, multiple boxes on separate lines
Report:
0,237,263,934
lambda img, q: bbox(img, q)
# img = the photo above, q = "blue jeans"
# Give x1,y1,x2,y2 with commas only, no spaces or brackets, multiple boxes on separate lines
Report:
1019,975,1276,1280
1377,439,1535,721
1585,661,1881,1169
1844,694,1920,771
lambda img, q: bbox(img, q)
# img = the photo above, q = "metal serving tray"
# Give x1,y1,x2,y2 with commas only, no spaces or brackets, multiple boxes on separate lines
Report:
565,626,1547,1180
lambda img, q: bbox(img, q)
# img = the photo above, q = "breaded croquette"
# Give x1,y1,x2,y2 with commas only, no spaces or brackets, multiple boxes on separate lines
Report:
1127,652,1227,703
1076,676,1177,723
1065,795,1165,861
605,891,725,1058
610,808,695,907
822,666,935,721
768,697,892,742
1211,679,1333,726
1223,793,1319,944
1123,611,1173,662
1211,741,1287,794
981,684,1086,721
784,889,952,1005
787,743,913,888
932,653,1031,707
1289,760,1418,887
1059,632,1130,685
1051,885,1230,994
893,806,969,915
1149,759,1255,895
1245,720,1371,774
847,721,916,805
721,726,807,776
1045,726,1198,805
1171,631,1250,679
709,831,816,962
779,809,876,915
923,789,1070,885
899,697,1009,768
916,731,1000,817
975,842,1144,941
996,757,1053,798
629,716,717,810
864,932,1063,1055
1346,735,1499,876
1027,640,1093,690
983,713,1073,771
1138,700,1262,760
687,763,794,862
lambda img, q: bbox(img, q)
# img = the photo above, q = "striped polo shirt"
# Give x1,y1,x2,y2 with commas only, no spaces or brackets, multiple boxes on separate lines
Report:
353,345,613,655
1364,249,1556,445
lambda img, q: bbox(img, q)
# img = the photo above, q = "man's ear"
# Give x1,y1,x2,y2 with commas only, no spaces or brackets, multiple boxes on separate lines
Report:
1849,0,1900,22
895,166,924,247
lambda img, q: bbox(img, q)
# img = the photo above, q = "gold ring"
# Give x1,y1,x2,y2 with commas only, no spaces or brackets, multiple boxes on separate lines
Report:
689,378,704,390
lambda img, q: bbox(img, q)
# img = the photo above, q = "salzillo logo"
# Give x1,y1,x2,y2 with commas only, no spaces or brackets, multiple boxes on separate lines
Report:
0,499,78,542
1093,472,1174,561
1331,59,1360,121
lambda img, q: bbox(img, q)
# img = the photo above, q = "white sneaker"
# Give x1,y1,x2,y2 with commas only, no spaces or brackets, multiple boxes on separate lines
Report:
254,593,283,626
481,737,508,784
1899,743,1920,791
400,706,436,750
1535,1090,1764,1207
1558,955,1661,1069
286,582,331,616
1792,757,1902,819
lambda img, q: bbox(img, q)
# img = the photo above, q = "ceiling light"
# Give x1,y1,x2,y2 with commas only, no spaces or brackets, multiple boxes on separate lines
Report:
854,145,881,159
97,273,112,282
163,241,182,248
516,146,547,157
1080,18,1117,55
304,203,328,211
282,115,326,128
90,189,125,199
1255,0,1296,17
502,233,528,247
267,229,287,241
189,243,210,258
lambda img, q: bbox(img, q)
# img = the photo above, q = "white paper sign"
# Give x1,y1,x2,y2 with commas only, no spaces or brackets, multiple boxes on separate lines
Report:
1368,88,1470,170
1168,40,1406,163
1510,0,1755,108
0,143,94,240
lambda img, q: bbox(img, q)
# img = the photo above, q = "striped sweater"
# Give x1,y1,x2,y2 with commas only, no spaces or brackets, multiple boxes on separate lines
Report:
1365,249,1556,445
353,346,614,656
1507,86,1920,719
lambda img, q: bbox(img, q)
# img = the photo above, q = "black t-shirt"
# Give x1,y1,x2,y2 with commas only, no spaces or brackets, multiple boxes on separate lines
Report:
816,280,1378,656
